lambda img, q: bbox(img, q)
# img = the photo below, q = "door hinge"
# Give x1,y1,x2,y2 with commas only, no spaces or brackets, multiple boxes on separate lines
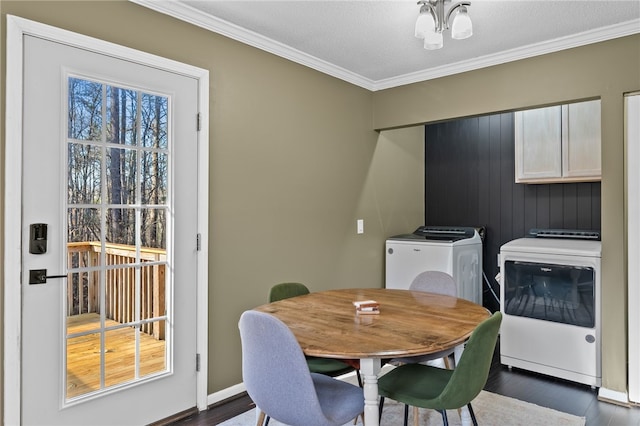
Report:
196,233,201,251
197,113,201,131
196,353,201,372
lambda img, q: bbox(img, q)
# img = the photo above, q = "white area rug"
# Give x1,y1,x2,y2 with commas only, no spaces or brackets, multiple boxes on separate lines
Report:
219,389,585,426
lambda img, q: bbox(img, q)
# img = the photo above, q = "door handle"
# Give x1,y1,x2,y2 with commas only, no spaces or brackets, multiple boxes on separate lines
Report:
29,269,67,285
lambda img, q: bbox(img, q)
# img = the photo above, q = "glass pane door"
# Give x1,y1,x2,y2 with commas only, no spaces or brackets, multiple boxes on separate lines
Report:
503,260,595,328
65,77,170,400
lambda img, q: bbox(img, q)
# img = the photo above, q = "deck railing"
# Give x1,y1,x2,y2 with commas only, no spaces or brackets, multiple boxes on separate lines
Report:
67,242,166,340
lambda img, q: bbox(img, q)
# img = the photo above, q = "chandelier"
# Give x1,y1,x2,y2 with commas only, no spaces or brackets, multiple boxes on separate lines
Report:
415,0,473,50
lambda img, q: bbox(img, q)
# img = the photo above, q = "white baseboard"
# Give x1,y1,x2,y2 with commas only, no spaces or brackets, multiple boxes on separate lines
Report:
206,376,631,413
598,387,630,406
207,382,247,407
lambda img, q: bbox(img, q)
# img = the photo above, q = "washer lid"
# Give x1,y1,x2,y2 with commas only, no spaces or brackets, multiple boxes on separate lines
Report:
389,225,480,242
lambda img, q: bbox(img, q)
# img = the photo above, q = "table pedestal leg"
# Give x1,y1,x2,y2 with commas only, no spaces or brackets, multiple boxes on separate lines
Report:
359,358,382,426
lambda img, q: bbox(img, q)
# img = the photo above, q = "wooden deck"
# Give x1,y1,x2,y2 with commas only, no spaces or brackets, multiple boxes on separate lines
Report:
66,313,166,399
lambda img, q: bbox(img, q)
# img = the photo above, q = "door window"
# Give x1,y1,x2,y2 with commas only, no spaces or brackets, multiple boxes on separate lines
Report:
66,77,170,400
503,260,595,328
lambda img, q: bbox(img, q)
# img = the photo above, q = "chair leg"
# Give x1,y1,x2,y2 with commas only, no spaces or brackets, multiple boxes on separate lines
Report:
439,409,449,426
256,411,266,426
467,403,478,426
352,370,363,425
443,355,452,369
403,404,409,426
413,406,420,426
379,396,385,420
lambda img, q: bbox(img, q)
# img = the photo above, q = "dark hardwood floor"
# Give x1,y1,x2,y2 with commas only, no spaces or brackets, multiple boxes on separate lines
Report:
172,338,640,425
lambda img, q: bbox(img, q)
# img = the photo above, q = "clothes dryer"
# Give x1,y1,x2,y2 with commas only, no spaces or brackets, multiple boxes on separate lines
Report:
499,229,602,387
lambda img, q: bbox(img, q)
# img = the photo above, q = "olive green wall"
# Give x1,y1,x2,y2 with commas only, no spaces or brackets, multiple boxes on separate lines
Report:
372,35,640,394
0,0,425,412
1,0,638,419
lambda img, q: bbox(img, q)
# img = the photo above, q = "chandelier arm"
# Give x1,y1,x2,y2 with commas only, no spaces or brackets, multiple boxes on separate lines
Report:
445,1,471,29
426,3,439,32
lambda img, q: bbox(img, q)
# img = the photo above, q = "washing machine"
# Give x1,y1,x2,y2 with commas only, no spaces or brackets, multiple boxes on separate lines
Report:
385,226,483,304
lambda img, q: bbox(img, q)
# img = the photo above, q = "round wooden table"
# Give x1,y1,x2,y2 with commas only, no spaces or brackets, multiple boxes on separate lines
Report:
254,288,490,426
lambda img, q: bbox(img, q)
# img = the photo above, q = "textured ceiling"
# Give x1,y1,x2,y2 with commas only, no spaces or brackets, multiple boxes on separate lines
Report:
133,0,640,90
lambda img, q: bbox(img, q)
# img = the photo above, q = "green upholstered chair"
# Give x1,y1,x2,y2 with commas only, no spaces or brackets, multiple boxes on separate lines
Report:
268,282,361,383
378,312,502,426
269,282,311,303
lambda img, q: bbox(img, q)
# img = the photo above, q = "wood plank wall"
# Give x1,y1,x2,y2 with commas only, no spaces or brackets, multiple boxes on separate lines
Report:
424,112,601,311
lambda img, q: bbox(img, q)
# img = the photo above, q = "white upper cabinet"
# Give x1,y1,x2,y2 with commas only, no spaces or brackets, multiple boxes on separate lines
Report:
515,99,601,183
515,105,563,182
562,100,602,179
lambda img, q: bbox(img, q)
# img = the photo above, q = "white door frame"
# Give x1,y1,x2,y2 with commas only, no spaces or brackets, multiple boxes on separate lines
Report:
4,15,209,425
627,92,640,403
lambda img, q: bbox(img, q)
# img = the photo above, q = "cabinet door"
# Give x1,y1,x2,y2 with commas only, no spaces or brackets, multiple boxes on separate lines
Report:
515,105,562,182
562,100,601,179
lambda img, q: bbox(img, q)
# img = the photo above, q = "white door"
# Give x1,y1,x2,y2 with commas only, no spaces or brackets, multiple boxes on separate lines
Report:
627,92,640,403
15,28,202,425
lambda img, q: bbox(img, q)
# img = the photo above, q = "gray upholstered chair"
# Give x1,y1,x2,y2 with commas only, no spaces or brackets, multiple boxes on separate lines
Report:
388,271,460,424
269,282,362,385
410,270,458,297
239,310,364,426
391,271,458,367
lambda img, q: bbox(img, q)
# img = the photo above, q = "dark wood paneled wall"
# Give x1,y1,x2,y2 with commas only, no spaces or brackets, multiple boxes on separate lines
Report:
424,112,601,311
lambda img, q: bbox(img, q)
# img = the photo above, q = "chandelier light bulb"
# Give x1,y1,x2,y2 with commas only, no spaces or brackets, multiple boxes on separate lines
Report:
415,7,434,39
451,5,473,40
415,0,472,50
424,30,444,50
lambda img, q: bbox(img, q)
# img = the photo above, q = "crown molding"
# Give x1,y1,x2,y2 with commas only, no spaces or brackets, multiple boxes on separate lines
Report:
130,0,375,89
131,1,640,92
375,18,640,91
